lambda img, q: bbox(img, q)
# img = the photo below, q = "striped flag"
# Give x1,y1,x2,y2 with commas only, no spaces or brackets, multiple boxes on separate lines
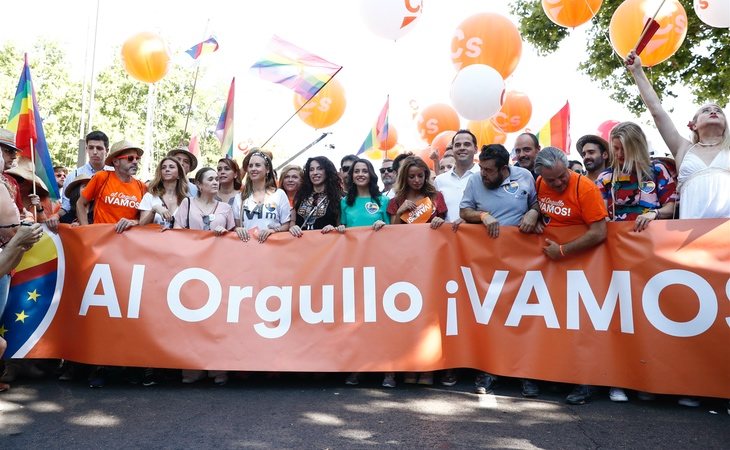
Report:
357,97,389,155
250,35,341,102
185,36,219,59
5,55,59,200
537,101,570,153
216,78,235,158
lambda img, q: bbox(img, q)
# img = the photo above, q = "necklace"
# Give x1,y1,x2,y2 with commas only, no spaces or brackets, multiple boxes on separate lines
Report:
195,198,218,215
697,140,722,147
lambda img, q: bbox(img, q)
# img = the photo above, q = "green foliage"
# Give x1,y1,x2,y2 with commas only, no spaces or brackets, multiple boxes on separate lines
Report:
510,0,730,115
0,41,225,170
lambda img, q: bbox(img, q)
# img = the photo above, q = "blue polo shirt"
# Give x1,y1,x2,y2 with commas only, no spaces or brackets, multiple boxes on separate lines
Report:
459,166,537,226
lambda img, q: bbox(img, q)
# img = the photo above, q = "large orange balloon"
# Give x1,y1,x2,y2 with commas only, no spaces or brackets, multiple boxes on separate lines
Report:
379,124,398,151
542,0,603,28
416,104,460,144
492,91,532,133
451,13,522,79
468,120,507,148
121,32,171,83
609,0,688,67
415,147,436,170
431,130,457,158
293,79,346,129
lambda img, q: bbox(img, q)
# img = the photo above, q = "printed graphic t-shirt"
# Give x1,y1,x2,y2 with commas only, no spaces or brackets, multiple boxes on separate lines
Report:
340,195,391,227
81,171,147,224
536,171,607,227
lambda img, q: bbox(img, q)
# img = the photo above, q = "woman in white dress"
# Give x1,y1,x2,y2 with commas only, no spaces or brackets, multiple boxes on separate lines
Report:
626,50,730,219
234,150,290,243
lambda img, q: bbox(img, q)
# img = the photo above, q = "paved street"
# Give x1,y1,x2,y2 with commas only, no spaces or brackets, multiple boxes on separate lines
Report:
0,372,728,449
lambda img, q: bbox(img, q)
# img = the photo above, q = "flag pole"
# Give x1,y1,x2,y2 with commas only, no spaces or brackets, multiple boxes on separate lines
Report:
182,64,200,138
259,67,342,149
275,132,331,171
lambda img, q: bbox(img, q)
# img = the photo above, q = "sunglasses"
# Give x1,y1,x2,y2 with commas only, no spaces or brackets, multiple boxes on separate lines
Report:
341,166,352,173
116,154,140,162
379,167,395,174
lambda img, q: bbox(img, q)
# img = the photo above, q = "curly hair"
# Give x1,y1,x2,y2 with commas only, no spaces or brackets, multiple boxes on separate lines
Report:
295,156,343,216
345,158,381,206
394,156,437,203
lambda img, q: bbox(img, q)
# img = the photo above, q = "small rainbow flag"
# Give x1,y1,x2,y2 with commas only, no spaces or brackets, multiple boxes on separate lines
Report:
186,36,219,59
357,97,389,155
537,101,570,153
250,35,341,102
216,78,235,158
6,54,59,200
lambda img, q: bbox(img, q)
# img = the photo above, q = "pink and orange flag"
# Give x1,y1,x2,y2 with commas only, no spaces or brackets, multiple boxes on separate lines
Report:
537,101,570,153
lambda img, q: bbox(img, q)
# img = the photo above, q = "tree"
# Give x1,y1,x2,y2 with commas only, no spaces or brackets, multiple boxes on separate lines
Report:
510,0,730,115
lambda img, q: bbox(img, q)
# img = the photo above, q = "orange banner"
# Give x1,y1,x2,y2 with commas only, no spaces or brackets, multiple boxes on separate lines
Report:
12,220,730,398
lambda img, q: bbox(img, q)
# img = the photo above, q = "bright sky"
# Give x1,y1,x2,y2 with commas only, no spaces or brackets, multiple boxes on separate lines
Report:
4,0,700,169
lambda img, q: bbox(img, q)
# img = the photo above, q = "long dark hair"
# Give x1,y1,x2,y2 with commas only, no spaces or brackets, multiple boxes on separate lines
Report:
345,158,380,206
295,156,343,213
394,156,437,203
217,157,242,191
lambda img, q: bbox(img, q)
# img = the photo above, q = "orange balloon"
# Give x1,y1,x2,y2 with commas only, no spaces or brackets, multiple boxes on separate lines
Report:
431,130,457,158
468,120,507,148
492,91,532,133
121,32,171,83
416,104,460,144
451,13,523,79
541,0,603,28
293,79,346,129
609,0,688,67
363,145,401,161
380,125,398,151
414,147,436,170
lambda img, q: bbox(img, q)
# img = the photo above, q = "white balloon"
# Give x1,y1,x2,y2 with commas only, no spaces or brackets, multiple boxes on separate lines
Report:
694,0,730,28
450,65,505,121
361,0,424,40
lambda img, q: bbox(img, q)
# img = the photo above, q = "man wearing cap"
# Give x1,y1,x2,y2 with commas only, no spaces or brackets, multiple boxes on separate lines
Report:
56,131,110,228
77,140,147,233
167,147,198,196
576,135,610,182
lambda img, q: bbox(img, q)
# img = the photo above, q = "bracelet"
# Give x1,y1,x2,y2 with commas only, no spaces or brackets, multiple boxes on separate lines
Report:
480,212,489,222
559,245,566,257
650,209,659,219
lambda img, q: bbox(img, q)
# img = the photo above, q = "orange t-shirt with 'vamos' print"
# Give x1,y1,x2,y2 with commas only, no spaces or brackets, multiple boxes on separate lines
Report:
81,171,147,224
536,171,607,227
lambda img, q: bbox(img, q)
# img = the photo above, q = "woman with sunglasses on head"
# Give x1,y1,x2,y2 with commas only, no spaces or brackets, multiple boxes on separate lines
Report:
278,164,304,208
233,150,290,243
216,157,242,206
173,167,234,385
139,157,189,228
289,156,344,237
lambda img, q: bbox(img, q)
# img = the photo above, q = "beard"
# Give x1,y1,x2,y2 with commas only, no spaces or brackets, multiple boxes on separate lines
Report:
484,173,506,190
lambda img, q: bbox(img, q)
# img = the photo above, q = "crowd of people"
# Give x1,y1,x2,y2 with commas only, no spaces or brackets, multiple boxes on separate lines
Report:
0,53,727,410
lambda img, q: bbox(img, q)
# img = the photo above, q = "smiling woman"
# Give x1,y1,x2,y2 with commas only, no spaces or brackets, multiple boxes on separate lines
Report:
340,159,389,231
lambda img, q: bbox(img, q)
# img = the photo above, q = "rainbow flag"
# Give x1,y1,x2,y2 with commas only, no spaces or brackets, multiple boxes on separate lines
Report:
537,101,570,153
357,97,389,155
186,36,219,59
250,35,341,102
6,55,59,200
216,78,235,158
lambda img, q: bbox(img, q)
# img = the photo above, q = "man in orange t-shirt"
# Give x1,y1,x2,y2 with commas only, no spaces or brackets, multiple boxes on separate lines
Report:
78,140,147,234
535,146,608,260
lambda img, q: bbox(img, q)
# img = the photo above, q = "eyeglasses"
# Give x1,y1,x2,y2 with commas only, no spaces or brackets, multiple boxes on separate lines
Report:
379,167,395,174
341,165,351,173
116,154,140,162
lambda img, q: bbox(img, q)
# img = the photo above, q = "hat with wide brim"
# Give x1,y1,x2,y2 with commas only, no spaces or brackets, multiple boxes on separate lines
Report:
0,128,21,153
65,174,93,195
5,158,49,195
166,147,198,172
105,140,144,166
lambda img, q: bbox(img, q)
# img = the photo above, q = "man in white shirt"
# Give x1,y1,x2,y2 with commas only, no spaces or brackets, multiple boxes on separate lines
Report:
434,129,480,227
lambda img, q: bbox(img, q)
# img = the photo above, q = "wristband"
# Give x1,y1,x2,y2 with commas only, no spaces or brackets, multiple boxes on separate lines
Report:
480,212,489,222
559,245,566,257
650,209,659,219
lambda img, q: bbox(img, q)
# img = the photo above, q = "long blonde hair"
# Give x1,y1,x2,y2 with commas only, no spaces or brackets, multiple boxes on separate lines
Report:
148,157,189,204
610,122,652,182
240,148,277,200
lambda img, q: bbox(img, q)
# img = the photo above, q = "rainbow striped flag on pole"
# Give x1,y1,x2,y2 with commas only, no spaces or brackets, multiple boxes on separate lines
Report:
185,36,219,59
216,78,235,158
250,35,341,102
537,101,570,153
357,97,389,155
6,54,59,200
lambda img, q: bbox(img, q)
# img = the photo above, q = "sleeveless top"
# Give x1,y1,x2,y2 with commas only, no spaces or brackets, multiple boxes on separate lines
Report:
677,145,730,219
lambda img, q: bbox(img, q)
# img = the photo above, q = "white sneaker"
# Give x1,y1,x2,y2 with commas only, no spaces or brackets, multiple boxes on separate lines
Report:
609,387,628,402
678,397,700,407
637,391,656,401
382,373,396,388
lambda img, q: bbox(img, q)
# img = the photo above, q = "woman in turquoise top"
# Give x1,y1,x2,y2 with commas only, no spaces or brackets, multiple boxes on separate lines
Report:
338,158,389,231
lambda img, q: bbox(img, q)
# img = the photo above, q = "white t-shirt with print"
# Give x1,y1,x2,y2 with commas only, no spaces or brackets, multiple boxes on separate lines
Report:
232,188,291,231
